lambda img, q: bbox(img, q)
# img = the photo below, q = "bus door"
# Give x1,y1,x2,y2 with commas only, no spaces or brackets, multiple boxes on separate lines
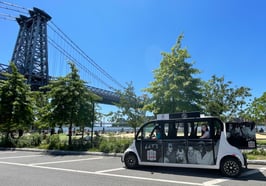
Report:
135,121,163,162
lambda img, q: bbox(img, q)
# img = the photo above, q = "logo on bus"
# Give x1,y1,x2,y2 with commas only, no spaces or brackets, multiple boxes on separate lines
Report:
147,149,156,161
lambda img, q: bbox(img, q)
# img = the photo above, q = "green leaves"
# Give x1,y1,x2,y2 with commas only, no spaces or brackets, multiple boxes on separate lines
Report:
200,75,251,121
0,62,34,136
113,81,147,134
144,34,202,114
42,62,100,145
245,92,266,123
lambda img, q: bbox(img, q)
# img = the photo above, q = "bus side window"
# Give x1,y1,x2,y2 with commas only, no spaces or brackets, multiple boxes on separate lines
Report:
176,123,185,138
140,122,156,139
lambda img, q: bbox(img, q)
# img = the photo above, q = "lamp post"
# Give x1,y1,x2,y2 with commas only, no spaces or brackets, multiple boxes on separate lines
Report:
90,101,95,147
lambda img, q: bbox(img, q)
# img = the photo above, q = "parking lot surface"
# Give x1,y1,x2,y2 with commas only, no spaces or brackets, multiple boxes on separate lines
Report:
0,150,265,186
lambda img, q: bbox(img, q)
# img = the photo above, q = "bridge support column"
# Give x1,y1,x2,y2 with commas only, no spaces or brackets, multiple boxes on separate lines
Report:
11,7,51,90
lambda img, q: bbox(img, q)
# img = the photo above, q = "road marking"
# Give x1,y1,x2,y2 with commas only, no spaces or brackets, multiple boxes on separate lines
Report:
0,154,43,160
29,157,103,166
202,178,230,186
1,159,265,186
96,167,125,173
96,172,203,185
0,151,16,154
0,161,204,185
203,167,266,185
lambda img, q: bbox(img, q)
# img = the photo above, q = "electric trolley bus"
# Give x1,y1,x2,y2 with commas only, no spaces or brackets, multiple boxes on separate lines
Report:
121,112,252,177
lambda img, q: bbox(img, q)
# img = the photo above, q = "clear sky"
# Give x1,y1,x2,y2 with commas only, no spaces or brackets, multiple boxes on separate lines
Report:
1,0,266,116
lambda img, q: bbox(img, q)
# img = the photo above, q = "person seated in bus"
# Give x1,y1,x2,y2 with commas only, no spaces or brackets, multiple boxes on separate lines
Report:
200,124,210,139
151,126,162,139
155,127,161,139
241,123,256,139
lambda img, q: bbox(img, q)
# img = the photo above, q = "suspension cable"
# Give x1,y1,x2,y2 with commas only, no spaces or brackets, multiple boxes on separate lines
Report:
0,1,29,12
48,37,115,90
49,21,124,89
0,12,15,20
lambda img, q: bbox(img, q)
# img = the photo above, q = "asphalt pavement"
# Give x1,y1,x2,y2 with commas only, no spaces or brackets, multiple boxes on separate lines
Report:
1,147,266,165
0,149,265,186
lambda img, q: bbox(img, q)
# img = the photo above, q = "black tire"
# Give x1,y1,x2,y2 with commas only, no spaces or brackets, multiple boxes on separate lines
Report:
220,157,242,177
124,153,138,169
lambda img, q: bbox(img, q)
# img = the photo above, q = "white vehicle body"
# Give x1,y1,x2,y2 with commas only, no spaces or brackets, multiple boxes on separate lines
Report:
121,112,247,177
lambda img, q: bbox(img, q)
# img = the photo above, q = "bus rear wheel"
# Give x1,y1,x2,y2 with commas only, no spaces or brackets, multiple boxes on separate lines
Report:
220,157,242,177
124,153,138,169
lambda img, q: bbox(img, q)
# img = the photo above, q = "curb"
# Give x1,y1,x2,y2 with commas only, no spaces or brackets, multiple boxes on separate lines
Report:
0,147,123,157
247,160,266,165
0,147,265,165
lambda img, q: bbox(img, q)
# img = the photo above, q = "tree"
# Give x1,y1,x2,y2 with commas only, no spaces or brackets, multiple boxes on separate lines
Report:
113,82,147,134
144,34,202,114
200,75,251,121
0,62,34,143
42,62,100,146
31,91,50,131
244,92,266,123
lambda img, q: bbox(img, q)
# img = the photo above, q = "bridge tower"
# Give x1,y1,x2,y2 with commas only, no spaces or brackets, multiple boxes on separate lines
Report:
11,7,51,90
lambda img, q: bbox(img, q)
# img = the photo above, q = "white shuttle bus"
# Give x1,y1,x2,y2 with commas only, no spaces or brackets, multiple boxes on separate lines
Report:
121,112,248,177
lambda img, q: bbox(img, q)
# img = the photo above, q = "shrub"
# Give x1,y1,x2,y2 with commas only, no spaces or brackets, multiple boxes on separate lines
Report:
98,137,132,153
47,134,61,150
70,138,91,151
16,136,31,148
99,141,111,153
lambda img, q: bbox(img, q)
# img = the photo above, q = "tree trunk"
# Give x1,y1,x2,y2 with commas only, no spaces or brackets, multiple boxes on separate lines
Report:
68,123,72,146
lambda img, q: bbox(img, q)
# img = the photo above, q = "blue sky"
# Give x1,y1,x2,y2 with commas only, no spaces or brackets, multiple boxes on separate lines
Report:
1,0,266,116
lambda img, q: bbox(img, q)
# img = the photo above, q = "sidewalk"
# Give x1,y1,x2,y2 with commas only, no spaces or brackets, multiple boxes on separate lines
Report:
1,147,266,165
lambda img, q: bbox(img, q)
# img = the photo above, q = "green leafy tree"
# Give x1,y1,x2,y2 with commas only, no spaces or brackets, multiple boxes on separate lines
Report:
200,75,251,121
244,92,266,123
42,62,100,146
31,91,50,131
113,82,147,134
144,34,202,114
0,62,34,142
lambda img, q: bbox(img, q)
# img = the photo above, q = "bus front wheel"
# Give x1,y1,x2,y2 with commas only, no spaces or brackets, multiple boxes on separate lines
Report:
124,153,138,169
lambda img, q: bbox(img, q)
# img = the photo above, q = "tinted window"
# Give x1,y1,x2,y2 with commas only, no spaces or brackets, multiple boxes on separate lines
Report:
226,122,257,149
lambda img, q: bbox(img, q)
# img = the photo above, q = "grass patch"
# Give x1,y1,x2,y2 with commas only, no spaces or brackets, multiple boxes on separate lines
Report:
244,148,266,160
247,154,266,160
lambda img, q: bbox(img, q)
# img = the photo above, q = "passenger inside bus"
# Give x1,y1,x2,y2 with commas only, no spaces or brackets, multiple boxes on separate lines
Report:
200,124,210,139
155,127,161,139
151,126,164,139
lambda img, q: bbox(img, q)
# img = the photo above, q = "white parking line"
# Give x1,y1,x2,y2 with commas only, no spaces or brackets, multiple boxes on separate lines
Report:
96,167,125,173
30,157,103,166
0,151,16,154
0,154,43,160
202,178,230,186
0,161,204,185
96,171,203,185
1,159,264,186
203,167,266,185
